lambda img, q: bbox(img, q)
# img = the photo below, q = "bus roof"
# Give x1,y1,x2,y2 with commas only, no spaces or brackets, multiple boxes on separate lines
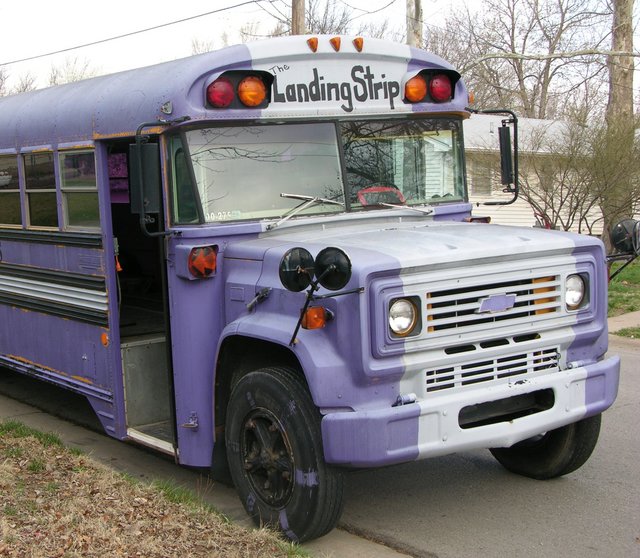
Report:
0,35,468,149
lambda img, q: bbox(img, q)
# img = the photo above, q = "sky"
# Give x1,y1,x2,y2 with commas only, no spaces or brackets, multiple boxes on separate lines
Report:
0,0,457,91
0,0,637,97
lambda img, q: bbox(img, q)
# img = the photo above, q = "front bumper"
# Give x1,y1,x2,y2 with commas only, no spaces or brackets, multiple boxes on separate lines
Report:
321,355,620,467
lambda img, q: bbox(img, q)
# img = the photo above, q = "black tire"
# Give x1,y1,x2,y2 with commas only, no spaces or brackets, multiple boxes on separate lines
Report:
225,366,344,542
490,413,602,480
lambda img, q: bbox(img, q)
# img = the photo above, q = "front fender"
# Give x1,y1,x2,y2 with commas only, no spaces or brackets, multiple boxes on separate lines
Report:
217,310,353,409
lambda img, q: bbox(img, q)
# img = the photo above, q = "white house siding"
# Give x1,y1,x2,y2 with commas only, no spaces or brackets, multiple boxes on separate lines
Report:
464,115,606,235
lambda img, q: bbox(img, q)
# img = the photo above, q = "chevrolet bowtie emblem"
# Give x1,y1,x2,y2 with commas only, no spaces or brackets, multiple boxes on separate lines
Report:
477,293,517,314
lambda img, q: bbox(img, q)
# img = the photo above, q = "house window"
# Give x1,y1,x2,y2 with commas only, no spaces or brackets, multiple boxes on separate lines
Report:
0,155,21,226
24,152,58,228
60,150,100,229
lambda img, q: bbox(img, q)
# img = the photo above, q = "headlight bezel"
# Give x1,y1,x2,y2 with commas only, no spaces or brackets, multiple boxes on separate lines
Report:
565,273,588,311
388,297,421,337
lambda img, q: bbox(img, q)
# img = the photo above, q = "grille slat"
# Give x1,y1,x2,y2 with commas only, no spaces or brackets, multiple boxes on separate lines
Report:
425,347,559,392
426,275,561,333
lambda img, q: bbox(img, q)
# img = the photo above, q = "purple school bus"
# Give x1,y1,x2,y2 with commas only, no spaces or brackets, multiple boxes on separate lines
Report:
0,35,620,541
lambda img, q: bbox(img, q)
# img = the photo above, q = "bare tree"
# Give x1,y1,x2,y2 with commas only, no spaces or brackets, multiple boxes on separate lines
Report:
513,115,639,235
600,0,636,251
48,57,97,86
12,73,36,94
432,0,612,120
252,0,353,37
192,38,215,55
0,67,8,97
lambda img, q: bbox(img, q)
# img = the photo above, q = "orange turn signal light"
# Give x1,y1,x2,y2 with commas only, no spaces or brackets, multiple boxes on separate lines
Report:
188,245,217,279
301,306,329,330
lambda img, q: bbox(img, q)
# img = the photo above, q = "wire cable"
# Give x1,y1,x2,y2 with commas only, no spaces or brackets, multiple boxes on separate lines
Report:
0,0,270,67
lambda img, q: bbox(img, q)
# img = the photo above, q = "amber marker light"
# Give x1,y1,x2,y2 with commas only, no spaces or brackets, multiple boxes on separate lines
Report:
237,76,267,107
307,37,319,52
405,75,428,103
353,37,364,52
329,37,341,51
301,307,329,330
188,246,217,279
101,332,110,347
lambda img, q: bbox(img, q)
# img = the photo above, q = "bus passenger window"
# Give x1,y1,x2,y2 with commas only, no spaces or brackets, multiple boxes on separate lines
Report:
24,152,58,228
0,155,21,226
60,150,100,229
173,148,199,224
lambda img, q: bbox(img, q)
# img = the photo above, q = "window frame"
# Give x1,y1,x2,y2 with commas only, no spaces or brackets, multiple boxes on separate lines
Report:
0,153,23,228
59,148,100,231
22,149,59,230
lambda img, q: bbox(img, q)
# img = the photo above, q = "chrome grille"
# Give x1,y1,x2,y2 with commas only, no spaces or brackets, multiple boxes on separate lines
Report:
426,275,560,333
425,347,559,392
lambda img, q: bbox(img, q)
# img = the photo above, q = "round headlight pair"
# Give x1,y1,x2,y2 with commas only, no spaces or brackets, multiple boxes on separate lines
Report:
565,274,587,310
389,298,419,336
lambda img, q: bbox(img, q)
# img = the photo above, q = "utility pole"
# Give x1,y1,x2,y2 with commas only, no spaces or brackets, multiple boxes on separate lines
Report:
292,0,305,35
406,0,422,47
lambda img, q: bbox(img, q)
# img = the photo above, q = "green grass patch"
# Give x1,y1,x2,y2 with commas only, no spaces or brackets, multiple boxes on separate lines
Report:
608,261,640,316
611,326,640,339
0,420,63,448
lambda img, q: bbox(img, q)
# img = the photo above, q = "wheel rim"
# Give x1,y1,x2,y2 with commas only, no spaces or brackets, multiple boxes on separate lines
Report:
240,407,294,507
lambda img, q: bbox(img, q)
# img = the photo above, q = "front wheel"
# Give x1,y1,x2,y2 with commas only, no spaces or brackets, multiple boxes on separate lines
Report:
226,366,344,542
489,413,602,479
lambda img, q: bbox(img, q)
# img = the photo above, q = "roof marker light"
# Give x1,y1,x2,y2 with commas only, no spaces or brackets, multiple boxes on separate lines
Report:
330,37,341,51
353,37,364,52
307,37,319,52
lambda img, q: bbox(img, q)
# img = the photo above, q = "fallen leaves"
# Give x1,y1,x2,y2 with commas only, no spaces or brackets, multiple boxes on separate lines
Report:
0,430,296,557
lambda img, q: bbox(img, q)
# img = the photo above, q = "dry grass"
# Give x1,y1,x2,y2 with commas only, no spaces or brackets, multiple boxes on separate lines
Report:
0,421,305,558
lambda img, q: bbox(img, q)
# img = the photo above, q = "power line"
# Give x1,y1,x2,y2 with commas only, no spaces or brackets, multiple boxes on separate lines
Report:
0,0,269,67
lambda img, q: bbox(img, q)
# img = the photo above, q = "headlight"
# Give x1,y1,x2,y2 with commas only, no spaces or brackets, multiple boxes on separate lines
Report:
389,298,419,336
565,274,586,310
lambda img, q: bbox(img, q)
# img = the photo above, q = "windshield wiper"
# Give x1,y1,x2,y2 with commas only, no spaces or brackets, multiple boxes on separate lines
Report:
378,202,434,215
267,193,345,230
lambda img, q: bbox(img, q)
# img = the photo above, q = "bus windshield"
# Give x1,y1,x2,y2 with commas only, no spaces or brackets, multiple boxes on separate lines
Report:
173,118,465,224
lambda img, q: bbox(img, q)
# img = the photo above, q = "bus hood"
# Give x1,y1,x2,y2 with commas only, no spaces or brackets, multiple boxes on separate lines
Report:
224,219,601,275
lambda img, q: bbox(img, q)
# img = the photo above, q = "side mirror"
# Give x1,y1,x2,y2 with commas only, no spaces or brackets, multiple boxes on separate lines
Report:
498,125,514,186
611,219,640,255
470,108,519,206
129,142,161,215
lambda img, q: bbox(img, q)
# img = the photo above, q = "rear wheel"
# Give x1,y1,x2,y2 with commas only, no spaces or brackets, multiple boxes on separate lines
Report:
490,414,602,479
226,366,344,542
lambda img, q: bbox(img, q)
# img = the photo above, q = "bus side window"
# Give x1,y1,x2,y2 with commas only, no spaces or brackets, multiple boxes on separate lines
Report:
174,147,199,224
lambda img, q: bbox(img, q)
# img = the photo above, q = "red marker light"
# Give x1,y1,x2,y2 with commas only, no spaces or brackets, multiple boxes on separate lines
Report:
188,246,217,278
430,74,453,102
207,77,235,108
